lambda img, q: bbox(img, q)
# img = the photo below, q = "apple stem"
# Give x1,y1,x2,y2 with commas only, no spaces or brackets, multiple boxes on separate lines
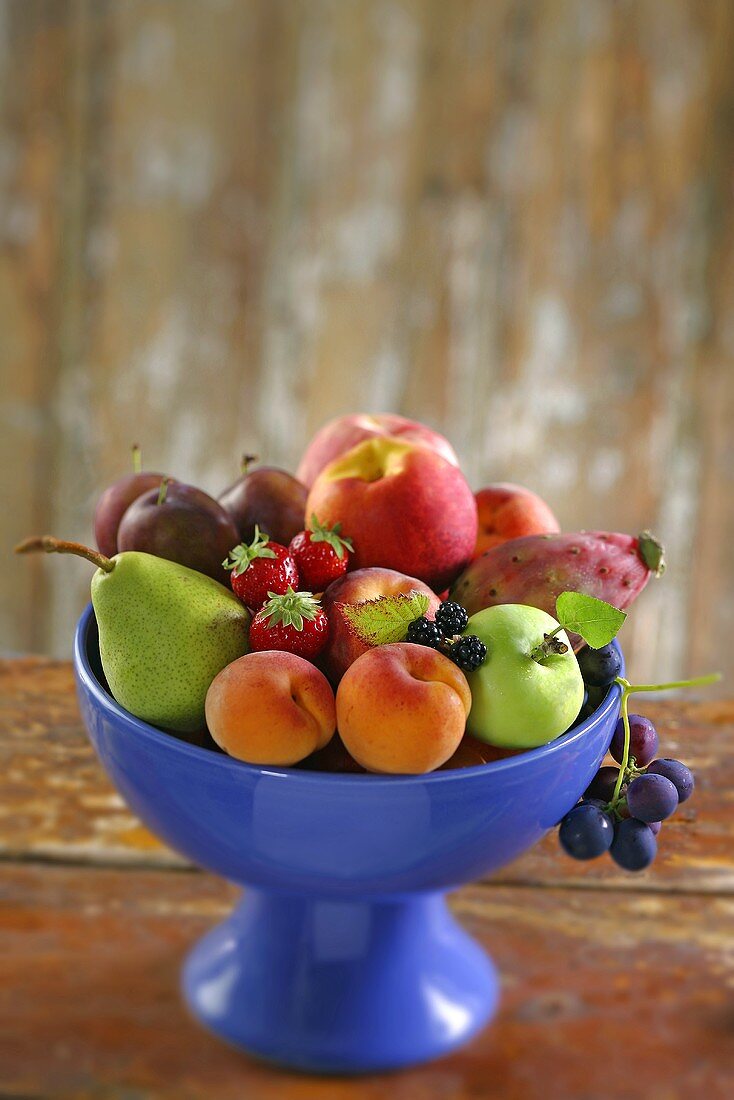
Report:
131,444,142,474
14,535,116,573
156,477,169,506
241,453,258,475
530,625,569,663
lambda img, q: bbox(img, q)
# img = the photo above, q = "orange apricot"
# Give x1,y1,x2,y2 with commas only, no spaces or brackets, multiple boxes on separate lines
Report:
205,651,335,766
335,643,471,774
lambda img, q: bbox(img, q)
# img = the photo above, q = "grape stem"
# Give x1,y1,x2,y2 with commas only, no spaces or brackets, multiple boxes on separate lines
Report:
609,672,721,806
610,681,632,807
614,673,721,694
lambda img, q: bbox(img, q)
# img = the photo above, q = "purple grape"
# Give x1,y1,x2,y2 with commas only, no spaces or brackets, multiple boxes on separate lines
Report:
586,684,608,709
647,758,694,803
583,765,621,803
649,820,662,836
571,689,590,726
610,818,657,871
577,643,623,688
581,797,608,810
626,773,678,823
609,714,659,767
575,684,609,725
559,803,614,860
574,702,595,727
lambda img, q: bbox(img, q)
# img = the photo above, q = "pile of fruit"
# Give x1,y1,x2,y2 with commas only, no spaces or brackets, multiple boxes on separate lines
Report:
17,413,717,872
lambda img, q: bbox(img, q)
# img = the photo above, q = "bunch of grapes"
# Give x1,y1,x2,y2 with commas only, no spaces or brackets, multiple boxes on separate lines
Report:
558,644,695,871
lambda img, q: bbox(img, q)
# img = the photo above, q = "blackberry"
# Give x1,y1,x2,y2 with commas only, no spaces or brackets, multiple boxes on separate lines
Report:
450,634,487,671
406,616,443,649
434,600,469,637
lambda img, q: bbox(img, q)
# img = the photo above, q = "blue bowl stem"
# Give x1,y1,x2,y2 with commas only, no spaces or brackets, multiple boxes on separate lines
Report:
182,887,498,1073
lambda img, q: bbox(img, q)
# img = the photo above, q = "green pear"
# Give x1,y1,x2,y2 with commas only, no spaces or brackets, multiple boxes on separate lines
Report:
464,603,584,749
16,537,249,732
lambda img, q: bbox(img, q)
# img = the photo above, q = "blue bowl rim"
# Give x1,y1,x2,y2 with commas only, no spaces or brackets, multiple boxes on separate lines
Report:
74,602,622,788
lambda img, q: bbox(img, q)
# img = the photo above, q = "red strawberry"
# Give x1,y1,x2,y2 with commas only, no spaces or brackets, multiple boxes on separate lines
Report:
249,588,329,660
451,530,665,618
223,525,299,610
289,514,354,592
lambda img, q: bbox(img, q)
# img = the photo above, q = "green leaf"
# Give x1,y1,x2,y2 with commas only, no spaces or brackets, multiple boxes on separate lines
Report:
341,591,430,647
555,591,627,649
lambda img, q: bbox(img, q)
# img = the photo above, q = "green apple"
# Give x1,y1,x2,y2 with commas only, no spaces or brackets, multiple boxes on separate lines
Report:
464,604,584,749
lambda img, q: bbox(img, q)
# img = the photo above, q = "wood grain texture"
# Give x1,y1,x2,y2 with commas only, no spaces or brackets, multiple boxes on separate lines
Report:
2,658,732,895
1,659,733,1095
1,0,733,686
1,863,732,1099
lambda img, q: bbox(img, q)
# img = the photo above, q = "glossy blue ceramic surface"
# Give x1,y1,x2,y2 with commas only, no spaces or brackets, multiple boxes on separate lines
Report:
73,603,621,1073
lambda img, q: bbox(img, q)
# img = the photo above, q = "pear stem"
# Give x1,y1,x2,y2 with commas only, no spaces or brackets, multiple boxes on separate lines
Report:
14,536,115,573
131,444,142,474
156,477,169,506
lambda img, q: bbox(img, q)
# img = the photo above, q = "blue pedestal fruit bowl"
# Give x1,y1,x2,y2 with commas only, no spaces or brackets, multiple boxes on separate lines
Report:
74,603,621,1073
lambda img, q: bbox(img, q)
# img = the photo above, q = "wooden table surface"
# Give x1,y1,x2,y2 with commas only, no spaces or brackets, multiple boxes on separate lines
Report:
1,658,732,1099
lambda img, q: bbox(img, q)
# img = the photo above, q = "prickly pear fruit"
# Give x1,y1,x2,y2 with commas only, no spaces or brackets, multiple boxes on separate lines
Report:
450,530,665,618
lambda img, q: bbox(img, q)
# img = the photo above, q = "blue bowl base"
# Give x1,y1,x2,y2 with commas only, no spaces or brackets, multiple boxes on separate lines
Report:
182,887,499,1074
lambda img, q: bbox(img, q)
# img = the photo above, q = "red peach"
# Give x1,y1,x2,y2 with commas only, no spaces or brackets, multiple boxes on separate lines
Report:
474,483,560,557
336,643,471,774
321,566,441,683
306,438,477,590
297,413,459,488
205,651,335,765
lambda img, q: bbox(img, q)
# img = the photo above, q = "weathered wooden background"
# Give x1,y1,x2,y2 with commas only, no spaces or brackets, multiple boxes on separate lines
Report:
1,0,732,683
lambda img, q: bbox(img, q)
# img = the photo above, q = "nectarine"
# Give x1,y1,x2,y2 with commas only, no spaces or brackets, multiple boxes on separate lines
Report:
321,566,440,683
297,413,459,488
335,643,471,774
307,438,477,590
205,651,335,765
